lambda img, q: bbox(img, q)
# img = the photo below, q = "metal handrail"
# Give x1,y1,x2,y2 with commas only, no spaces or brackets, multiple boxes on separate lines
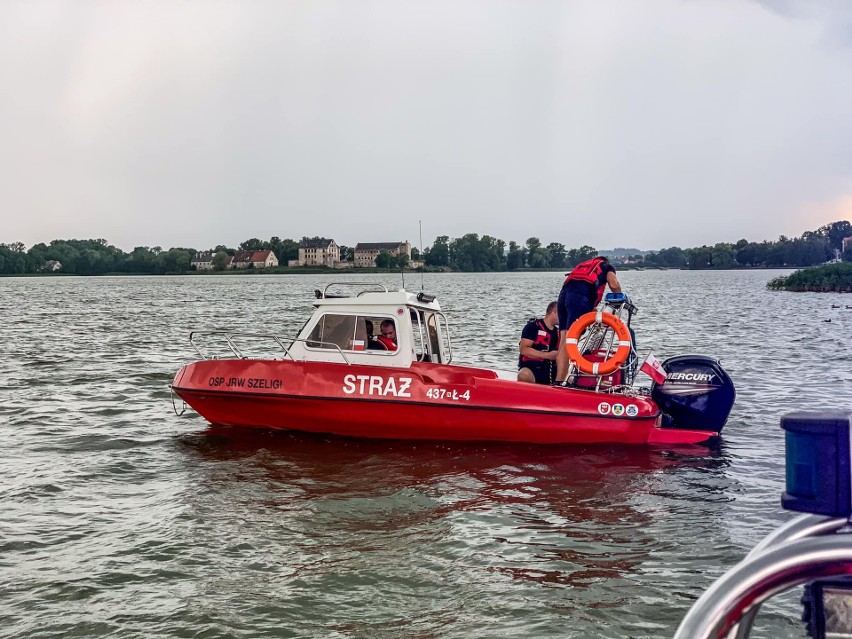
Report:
188,331,351,365
726,514,850,639
745,514,850,560
437,311,453,364
320,282,389,298
673,525,852,639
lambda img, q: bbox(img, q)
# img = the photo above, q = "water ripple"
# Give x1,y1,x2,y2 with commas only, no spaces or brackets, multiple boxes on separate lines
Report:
1,272,850,638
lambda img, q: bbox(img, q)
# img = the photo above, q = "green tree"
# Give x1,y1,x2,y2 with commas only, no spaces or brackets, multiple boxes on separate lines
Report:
449,234,477,271
158,248,193,272
546,243,566,269
524,237,549,268
482,235,506,271
375,251,394,268
506,241,525,270
686,246,712,269
126,246,156,273
425,236,450,267
566,245,596,267
0,242,27,274
26,243,49,271
815,220,852,251
212,251,230,270
646,246,687,268
710,243,736,269
268,236,283,261
279,239,299,263
239,238,265,251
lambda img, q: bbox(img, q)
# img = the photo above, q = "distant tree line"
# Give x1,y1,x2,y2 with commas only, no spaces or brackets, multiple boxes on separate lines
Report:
419,221,852,272
422,235,599,271
1,221,850,275
0,239,201,276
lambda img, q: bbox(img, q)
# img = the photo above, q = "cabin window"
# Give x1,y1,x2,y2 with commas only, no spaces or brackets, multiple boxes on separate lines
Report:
409,308,451,364
306,313,397,353
410,310,428,361
409,309,442,363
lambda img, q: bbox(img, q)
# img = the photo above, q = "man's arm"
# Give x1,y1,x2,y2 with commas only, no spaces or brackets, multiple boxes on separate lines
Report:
606,270,622,293
519,338,558,361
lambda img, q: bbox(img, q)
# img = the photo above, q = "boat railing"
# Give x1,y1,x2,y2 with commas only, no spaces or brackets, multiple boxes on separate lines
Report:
673,411,852,639
188,331,351,365
316,282,390,299
673,514,852,639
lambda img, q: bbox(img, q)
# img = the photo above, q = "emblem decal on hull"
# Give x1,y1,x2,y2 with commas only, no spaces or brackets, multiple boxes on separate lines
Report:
612,403,625,416
598,402,611,415
625,404,639,417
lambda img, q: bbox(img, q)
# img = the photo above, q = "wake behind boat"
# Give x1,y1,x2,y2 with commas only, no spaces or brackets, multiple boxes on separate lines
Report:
171,283,735,446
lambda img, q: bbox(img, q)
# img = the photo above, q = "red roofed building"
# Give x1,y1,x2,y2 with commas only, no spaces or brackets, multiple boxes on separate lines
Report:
230,250,279,269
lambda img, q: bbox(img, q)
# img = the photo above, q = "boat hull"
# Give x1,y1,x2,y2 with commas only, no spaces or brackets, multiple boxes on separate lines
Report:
172,359,717,445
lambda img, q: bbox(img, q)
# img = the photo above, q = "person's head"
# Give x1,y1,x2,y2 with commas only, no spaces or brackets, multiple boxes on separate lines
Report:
380,319,396,342
545,301,558,324
365,320,374,337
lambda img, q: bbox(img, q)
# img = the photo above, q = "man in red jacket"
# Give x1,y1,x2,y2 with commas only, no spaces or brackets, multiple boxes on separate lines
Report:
556,256,622,382
376,319,398,351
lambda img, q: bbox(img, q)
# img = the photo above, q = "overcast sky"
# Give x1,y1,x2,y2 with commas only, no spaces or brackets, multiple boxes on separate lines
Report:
2,0,852,252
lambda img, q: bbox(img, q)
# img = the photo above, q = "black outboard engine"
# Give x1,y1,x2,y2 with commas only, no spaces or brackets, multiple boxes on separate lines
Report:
650,355,735,433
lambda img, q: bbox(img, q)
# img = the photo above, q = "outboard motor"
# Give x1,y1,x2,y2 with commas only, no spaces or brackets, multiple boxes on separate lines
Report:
650,355,735,433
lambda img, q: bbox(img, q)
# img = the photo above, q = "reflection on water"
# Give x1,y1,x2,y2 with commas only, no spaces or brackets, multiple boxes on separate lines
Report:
168,427,732,637
1,270,850,638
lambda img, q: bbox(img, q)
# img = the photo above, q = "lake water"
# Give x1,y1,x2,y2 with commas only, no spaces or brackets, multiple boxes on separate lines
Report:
2,270,851,638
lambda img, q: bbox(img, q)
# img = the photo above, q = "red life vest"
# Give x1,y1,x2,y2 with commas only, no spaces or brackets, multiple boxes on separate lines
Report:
376,336,398,351
565,257,608,305
520,319,557,363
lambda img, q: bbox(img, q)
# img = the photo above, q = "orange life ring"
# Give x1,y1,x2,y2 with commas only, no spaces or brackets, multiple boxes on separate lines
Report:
565,311,632,376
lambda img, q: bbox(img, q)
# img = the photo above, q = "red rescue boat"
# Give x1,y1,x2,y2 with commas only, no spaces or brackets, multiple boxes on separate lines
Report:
171,283,735,446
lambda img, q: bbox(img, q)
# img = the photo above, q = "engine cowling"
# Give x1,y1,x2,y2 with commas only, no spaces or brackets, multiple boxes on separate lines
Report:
651,355,735,433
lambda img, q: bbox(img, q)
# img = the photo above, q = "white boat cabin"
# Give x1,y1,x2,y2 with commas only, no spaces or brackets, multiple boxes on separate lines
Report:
286,283,453,368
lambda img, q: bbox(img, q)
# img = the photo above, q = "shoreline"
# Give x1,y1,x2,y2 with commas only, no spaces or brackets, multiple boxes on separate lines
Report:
2,265,806,278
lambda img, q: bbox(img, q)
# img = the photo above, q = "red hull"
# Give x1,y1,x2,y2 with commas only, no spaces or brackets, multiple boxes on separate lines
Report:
172,359,717,446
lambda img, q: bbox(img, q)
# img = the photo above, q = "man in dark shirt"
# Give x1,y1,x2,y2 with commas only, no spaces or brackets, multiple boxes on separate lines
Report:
556,256,622,382
517,301,559,384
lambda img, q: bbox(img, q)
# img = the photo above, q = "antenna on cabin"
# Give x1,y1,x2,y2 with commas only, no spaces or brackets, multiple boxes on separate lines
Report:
419,220,424,291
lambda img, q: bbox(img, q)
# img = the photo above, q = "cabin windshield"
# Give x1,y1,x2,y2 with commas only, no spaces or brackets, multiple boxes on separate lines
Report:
306,313,399,353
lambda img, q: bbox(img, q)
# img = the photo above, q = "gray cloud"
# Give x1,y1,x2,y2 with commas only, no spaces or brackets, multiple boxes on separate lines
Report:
2,0,851,252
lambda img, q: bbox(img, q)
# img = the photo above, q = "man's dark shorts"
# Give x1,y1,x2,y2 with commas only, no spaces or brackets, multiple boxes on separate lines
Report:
519,361,556,385
557,285,593,333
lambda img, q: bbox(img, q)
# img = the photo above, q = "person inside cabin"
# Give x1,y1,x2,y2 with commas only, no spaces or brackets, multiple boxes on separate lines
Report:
375,319,398,351
555,256,622,383
517,301,559,384
364,319,384,350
